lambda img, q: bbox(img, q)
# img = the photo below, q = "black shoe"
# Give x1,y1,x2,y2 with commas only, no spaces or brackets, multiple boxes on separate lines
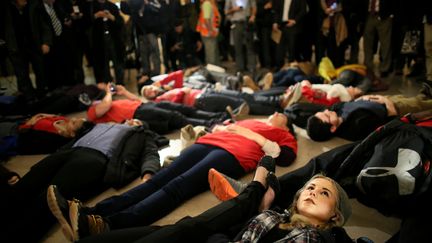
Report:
420,82,432,98
258,155,276,173
47,185,82,241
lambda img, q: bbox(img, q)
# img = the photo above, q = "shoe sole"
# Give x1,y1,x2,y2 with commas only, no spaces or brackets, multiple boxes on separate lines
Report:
47,186,75,242
208,168,238,201
69,201,80,241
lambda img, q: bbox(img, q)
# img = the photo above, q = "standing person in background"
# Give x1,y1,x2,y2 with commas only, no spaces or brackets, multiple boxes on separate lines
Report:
90,0,125,84
225,0,257,73
196,0,221,66
167,19,202,70
272,0,307,68
424,1,432,84
255,0,273,69
363,0,395,78
317,0,347,68
3,0,49,100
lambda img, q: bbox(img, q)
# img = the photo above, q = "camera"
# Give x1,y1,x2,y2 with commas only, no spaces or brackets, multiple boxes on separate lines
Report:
110,84,117,93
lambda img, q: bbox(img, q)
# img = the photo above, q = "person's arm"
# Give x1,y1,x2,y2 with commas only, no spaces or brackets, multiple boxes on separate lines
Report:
357,95,398,116
139,130,161,184
248,0,256,23
115,85,141,101
93,85,114,118
23,113,57,126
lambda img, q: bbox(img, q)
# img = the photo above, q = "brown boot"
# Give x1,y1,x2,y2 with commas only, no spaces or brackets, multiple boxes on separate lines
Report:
262,72,273,90
243,75,260,91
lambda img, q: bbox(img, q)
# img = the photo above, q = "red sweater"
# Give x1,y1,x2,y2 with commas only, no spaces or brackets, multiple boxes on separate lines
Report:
19,116,68,135
87,99,142,123
197,120,297,172
155,88,203,106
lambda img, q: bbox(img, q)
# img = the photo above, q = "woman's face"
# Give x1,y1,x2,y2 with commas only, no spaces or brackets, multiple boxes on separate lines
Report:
142,85,160,99
296,178,338,226
267,112,288,129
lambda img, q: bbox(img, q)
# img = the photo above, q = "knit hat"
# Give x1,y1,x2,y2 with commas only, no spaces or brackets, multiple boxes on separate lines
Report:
334,181,351,226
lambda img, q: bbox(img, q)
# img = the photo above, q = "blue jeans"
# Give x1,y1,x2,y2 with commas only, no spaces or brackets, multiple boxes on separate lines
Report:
89,144,244,228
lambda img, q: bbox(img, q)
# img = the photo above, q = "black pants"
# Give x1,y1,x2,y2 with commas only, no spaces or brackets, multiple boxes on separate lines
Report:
134,102,227,134
77,181,266,243
2,147,108,242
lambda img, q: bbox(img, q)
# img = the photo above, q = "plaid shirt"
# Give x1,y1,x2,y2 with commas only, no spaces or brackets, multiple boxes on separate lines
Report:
238,210,322,243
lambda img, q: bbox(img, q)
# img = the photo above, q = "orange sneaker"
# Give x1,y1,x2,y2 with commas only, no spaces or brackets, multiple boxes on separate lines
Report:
208,168,246,201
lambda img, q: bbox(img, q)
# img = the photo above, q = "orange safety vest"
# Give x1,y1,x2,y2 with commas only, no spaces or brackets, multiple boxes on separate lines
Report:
196,1,220,37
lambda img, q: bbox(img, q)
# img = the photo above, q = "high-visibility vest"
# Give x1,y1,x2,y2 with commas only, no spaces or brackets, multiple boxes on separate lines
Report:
196,1,220,37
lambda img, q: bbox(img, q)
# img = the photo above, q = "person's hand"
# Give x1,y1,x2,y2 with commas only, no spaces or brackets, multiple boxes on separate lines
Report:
196,41,203,52
225,124,254,139
264,1,272,9
212,124,227,133
286,19,296,27
248,15,255,23
141,173,152,183
115,84,126,95
272,23,279,32
71,12,83,19
182,87,192,94
94,10,105,19
64,18,72,27
41,44,50,54
356,94,385,104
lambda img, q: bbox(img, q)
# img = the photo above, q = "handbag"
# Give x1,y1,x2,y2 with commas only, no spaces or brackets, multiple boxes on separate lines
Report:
400,30,421,55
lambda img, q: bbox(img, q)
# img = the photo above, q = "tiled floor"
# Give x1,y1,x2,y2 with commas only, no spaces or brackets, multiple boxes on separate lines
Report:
2,59,425,242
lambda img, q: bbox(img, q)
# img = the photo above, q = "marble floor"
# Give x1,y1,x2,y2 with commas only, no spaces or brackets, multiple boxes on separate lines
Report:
1,58,425,243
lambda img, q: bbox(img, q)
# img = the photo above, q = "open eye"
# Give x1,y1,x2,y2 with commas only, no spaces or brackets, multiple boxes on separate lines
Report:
320,191,329,197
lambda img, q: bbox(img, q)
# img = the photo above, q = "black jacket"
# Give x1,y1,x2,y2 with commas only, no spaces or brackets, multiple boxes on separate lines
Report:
63,123,168,188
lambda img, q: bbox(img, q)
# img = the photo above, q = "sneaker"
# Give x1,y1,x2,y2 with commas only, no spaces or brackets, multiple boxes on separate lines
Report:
70,203,110,241
420,82,432,98
47,185,82,241
226,102,250,121
208,168,247,201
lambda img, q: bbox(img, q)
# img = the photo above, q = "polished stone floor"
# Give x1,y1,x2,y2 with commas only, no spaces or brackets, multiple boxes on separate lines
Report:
2,56,426,242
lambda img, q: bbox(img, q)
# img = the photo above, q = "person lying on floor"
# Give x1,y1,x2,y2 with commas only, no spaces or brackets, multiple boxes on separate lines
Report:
47,112,298,241
87,83,231,134
259,62,376,95
209,112,432,242
306,92,432,141
2,119,167,242
0,113,88,158
137,65,243,93
49,156,352,243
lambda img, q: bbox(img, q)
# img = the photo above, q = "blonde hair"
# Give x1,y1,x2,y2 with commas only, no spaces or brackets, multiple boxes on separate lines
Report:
279,174,346,231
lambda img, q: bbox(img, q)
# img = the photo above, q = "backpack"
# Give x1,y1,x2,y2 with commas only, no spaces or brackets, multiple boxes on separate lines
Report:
335,114,432,214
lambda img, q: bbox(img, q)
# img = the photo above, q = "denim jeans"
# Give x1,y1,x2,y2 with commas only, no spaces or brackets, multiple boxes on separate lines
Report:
89,144,244,228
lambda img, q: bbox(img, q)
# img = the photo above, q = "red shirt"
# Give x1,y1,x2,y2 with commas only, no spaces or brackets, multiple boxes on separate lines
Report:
159,70,184,88
197,120,297,172
19,116,68,135
155,88,203,106
301,85,340,106
87,99,142,123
